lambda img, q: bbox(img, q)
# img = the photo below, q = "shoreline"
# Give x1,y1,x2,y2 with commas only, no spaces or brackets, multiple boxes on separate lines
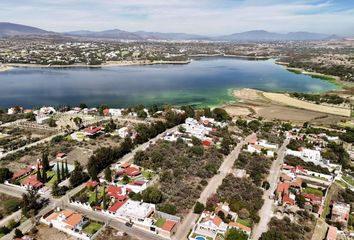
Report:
274,61,347,88
2,59,192,69
190,53,270,60
0,66,13,72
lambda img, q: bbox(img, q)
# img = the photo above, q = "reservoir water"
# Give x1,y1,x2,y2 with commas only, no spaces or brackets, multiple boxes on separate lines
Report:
0,58,337,108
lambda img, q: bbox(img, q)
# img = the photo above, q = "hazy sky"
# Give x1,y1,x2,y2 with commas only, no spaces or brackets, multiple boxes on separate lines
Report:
1,0,354,35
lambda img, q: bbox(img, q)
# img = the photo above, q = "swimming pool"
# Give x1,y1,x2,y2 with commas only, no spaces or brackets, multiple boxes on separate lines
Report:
195,236,206,240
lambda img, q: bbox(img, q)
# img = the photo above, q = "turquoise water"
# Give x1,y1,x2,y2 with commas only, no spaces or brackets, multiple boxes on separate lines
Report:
0,58,337,108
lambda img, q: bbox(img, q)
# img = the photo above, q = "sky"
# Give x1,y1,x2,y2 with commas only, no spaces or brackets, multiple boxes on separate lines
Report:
0,0,354,35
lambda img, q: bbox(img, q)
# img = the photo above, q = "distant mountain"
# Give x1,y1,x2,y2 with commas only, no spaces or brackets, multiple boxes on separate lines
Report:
0,22,50,37
216,30,336,41
0,22,341,42
66,29,207,40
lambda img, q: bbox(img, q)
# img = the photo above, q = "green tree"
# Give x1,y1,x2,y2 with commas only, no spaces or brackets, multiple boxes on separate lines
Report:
56,162,61,182
69,161,89,187
212,108,231,121
142,186,163,204
295,194,306,208
42,169,47,183
104,167,112,182
65,159,69,177
14,229,23,238
61,161,65,180
48,118,57,127
225,228,248,240
122,174,130,184
159,204,177,215
42,151,50,171
0,168,12,183
137,110,148,119
21,189,41,217
36,168,42,183
194,201,205,214
260,229,287,240
79,103,88,109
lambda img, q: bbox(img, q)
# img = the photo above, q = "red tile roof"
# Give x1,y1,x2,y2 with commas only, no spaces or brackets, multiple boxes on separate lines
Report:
228,222,251,233
128,180,145,186
12,167,33,180
302,193,322,203
125,167,141,177
84,126,102,134
22,175,43,189
108,199,127,213
277,182,290,195
86,181,98,188
162,220,177,232
282,194,295,205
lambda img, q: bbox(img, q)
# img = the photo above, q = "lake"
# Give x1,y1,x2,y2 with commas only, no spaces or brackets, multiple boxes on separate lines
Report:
0,57,337,108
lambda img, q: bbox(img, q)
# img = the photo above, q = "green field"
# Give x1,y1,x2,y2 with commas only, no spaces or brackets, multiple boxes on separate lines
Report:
83,222,103,235
302,187,324,197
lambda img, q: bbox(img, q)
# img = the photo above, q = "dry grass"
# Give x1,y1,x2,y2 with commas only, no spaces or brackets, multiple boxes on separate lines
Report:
263,92,351,117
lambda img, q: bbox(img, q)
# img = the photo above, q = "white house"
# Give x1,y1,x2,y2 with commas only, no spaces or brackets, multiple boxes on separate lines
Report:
286,148,322,163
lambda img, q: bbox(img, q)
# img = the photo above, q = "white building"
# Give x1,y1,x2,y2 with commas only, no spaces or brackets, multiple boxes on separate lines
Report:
286,148,322,163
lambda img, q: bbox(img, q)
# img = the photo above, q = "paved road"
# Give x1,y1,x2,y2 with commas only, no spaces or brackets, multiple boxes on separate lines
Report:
67,204,166,240
251,139,289,240
0,210,21,227
1,124,180,239
173,134,255,240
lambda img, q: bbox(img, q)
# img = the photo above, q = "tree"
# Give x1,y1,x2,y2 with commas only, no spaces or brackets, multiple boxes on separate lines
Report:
56,162,61,182
295,195,306,208
79,103,88,109
73,117,83,128
159,204,177,215
122,174,130,184
14,229,23,238
102,186,107,210
238,208,250,219
194,201,205,214
21,189,41,217
225,228,248,240
206,194,219,211
134,151,147,166
42,169,47,183
0,168,12,183
104,167,112,182
61,161,65,180
260,229,287,240
42,151,49,171
25,112,36,121
48,118,57,127
65,159,69,178
203,107,212,117
137,110,148,119
212,108,230,122
142,187,163,204
69,161,89,187
36,168,42,183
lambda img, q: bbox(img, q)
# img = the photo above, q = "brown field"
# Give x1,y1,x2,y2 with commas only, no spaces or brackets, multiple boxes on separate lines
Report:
96,226,139,240
30,224,76,240
263,92,351,117
223,88,350,126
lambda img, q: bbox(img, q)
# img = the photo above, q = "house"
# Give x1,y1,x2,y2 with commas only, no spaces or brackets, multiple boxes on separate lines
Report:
286,148,322,164
44,209,86,237
326,226,337,240
228,222,251,237
215,202,237,220
127,179,148,193
331,202,350,228
160,220,178,238
124,166,141,177
117,126,136,139
83,126,102,137
302,193,322,206
115,199,155,223
22,175,44,190
10,166,34,182
107,185,130,201
190,211,228,239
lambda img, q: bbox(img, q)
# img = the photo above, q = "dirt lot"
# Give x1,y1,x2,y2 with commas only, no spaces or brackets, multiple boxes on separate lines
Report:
95,226,139,240
223,88,351,126
263,92,351,117
30,224,76,240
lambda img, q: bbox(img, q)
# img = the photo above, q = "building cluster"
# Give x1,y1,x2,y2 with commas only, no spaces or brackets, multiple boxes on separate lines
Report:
189,202,251,240
164,116,226,147
246,135,278,157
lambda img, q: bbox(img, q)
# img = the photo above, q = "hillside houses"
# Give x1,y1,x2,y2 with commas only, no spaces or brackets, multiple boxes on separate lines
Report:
246,135,278,157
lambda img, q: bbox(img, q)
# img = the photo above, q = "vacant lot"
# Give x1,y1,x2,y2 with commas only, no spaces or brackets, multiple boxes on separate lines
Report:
263,92,351,117
0,194,21,220
29,224,76,240
96,226,138,240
